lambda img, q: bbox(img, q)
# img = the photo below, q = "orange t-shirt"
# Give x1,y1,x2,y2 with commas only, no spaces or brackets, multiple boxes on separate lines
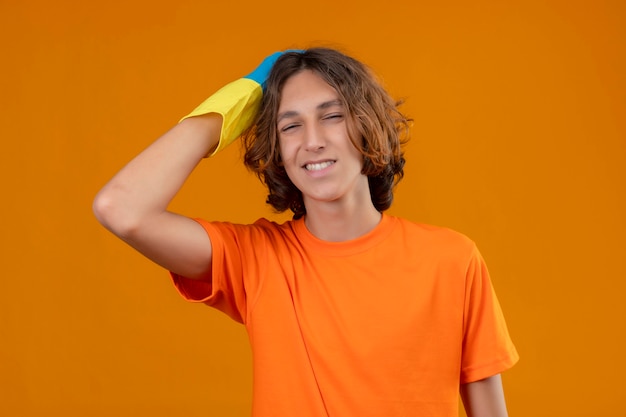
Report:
171,214,518,417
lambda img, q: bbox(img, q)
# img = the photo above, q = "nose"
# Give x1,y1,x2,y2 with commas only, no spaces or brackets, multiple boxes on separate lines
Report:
304,123,326,151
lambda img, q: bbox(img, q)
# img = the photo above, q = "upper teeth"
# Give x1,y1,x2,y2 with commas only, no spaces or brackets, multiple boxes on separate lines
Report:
305,161,334,171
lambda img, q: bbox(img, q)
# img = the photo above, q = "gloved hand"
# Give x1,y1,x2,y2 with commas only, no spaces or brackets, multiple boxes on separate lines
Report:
181,51,296,157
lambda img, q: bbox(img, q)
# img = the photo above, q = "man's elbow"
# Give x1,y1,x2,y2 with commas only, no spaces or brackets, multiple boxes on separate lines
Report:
92,189,141,239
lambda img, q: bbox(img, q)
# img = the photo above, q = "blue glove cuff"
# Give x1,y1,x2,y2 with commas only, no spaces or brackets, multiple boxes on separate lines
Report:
243,50,304,90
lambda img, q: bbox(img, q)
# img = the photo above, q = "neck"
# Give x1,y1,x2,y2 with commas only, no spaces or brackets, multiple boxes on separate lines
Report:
303,197,382,242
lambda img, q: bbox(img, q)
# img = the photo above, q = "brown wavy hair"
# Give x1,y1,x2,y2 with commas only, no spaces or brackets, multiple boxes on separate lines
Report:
242,48,411,219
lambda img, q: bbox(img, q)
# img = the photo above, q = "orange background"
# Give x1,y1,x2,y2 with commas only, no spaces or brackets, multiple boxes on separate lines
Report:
1,0,625,416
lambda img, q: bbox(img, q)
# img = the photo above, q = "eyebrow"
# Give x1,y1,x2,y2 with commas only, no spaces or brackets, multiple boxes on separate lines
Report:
277,99,344,123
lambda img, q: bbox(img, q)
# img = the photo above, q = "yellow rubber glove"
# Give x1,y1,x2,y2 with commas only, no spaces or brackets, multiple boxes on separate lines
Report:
180,51,288,157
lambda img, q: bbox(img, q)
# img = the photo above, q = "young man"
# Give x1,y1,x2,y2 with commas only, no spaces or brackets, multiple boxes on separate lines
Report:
94,48,518,416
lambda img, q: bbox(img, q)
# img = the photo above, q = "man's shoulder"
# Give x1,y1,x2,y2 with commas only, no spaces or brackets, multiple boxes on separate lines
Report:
391,216,477,253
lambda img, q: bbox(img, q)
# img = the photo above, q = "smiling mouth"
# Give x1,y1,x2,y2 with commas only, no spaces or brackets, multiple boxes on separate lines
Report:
304,161,335,171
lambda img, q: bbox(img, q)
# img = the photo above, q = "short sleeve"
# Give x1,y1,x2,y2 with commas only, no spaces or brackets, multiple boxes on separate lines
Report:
170,219,251,324
460,246,519,383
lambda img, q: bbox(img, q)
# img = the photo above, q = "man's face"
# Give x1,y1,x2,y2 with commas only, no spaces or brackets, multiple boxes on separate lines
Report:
276,70,368,210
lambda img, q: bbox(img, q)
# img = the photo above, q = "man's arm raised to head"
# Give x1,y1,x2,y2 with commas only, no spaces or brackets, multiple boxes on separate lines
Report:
93,51,295,279
93,115,220,280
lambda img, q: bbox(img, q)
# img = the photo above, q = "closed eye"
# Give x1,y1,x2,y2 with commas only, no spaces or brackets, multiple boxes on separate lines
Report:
323,113,344,121
280,123,300,133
